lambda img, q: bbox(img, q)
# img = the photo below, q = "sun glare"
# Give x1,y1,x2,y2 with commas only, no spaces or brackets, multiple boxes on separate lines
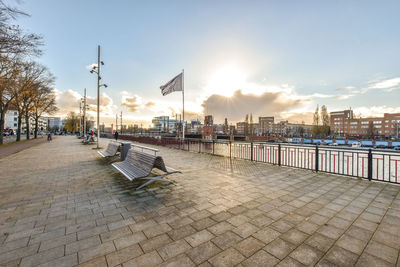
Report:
204,65,247,97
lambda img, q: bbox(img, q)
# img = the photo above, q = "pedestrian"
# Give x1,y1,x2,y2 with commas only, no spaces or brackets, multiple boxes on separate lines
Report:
47,132,52,141
114,130,119,141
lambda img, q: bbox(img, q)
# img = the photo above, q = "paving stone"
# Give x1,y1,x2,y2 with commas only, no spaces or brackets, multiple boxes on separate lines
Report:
355,252,393,267
233,222,259,238
105,244,143,267
364,240,398,264
40,233,77,252
139,233,172,253
207,221,234,235
185,229,214,247
158,254,195,267
323,246,359,266
101,226,132,243
212,231,243,250
276,257,306,267
241,250,279,267
336,234,368,255
123,250,163,267
209,247,245,266
167,224,197,241
227,214,250,227
20,245,64,267
252,226,280,244
191,217,217,231
66,235,101,255
280,228,309,245
251,215,274,228
186,241,221,265
157,239,191,260
317,224,344,240
78,241,116,264
264,237,296,260
114,231,147,250
77,225,108,240
289,244,324,266
234,236,264,257
346,225,374,242
76,256,107,267
36,253,78,267
0,243,39,265
0,236,29,254
305,233,335,252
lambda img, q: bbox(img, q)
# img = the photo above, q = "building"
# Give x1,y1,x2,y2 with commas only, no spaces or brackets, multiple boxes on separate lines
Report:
151,116,180,133
4,110,18,131
259,116,274,135
330,110,400,138
202,115,214,139
189,120,202,134
236,122,248,135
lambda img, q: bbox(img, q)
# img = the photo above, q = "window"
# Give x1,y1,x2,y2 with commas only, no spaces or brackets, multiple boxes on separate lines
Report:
375,125,381,128
14,112,17,115
14,123,17,127
14,118,17,121
350,122,358,125
361,126,368,129
361,121,369,125
373,121,381,124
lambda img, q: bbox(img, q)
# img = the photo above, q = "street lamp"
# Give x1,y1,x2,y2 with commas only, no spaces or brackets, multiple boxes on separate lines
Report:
89,45,107,149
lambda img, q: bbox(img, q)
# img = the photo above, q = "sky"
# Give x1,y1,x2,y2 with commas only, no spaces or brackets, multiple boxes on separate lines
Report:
15,0,400,127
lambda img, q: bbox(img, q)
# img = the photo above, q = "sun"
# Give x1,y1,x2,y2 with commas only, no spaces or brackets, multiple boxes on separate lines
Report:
204,65,247,98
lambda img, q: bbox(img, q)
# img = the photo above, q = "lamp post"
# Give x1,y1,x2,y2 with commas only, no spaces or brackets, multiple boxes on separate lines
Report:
90,45,107,149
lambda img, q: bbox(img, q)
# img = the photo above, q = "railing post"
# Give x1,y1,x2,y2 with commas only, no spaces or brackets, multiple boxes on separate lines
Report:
199,140,201,153
188,140,190,151
229,141,232,159
251,142,254,161
315,145,319,172
368,149,372,181
212,140,215,155
278,144,281,166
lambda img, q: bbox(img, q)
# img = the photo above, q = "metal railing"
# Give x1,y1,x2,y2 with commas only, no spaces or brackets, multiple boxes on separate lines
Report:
115,135,400,184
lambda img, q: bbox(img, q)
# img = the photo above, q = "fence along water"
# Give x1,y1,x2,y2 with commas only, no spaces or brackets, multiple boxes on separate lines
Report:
108,135,400,184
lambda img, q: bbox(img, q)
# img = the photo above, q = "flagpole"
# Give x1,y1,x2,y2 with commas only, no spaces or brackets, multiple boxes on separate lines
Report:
182,69,185,140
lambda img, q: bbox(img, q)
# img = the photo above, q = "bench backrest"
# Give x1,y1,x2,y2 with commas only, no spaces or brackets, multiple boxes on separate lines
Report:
123,150,169,176
106,142,119,155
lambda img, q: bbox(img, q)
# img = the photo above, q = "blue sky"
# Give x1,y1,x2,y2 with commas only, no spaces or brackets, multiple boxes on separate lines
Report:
17,0,400,126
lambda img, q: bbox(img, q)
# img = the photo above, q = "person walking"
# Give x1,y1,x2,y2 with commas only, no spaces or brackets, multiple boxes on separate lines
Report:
47,132,52,141
114,130,119,141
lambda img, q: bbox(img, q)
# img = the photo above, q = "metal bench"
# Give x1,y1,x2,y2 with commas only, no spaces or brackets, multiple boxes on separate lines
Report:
112,150,180,190
131,143,159,155
83,135,96,144
98,141,120,157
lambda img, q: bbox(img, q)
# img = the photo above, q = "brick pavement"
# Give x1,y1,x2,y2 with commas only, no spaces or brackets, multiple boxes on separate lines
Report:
0,136,400,266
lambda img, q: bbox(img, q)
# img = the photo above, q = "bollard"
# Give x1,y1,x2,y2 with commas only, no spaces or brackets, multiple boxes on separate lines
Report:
278,144,281,166
120,142,131,161
368,149,372,181
315,145,319,172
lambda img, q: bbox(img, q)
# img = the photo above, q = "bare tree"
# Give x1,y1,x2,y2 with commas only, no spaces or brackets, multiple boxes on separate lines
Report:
0,4,42,144
31,85,57,138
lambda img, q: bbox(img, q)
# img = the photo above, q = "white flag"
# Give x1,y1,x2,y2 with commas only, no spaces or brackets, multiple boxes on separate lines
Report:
160,72,183,96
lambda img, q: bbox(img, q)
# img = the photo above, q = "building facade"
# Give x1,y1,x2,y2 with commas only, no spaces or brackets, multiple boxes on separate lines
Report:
259,116,274,135
330,110,400,138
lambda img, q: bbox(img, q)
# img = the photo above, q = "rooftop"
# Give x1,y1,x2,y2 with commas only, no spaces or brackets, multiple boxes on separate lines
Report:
0,136,399,266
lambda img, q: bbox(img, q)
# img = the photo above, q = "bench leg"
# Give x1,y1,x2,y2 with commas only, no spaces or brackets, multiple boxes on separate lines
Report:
136,175,173,190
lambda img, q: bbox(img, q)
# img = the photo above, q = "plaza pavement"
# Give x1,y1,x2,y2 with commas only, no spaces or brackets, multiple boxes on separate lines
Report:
0,136,400,267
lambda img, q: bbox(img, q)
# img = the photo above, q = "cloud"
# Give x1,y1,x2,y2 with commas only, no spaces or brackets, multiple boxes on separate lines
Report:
85,93,113,115
86,63,97,70
336,86,355,91
280,112,314,125
363,77,400,93
201,89,309,123
353,105,400,118
54,89,113,116
336,94,354,100
122,95,141,112
145,101,155,108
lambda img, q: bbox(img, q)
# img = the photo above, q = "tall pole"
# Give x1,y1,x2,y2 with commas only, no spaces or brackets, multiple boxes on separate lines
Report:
83,88,87,136
96,45,101,149
79,102,82,136
182,69,185,139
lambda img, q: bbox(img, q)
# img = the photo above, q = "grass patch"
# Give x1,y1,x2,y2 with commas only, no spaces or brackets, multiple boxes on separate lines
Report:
0,138,41,148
